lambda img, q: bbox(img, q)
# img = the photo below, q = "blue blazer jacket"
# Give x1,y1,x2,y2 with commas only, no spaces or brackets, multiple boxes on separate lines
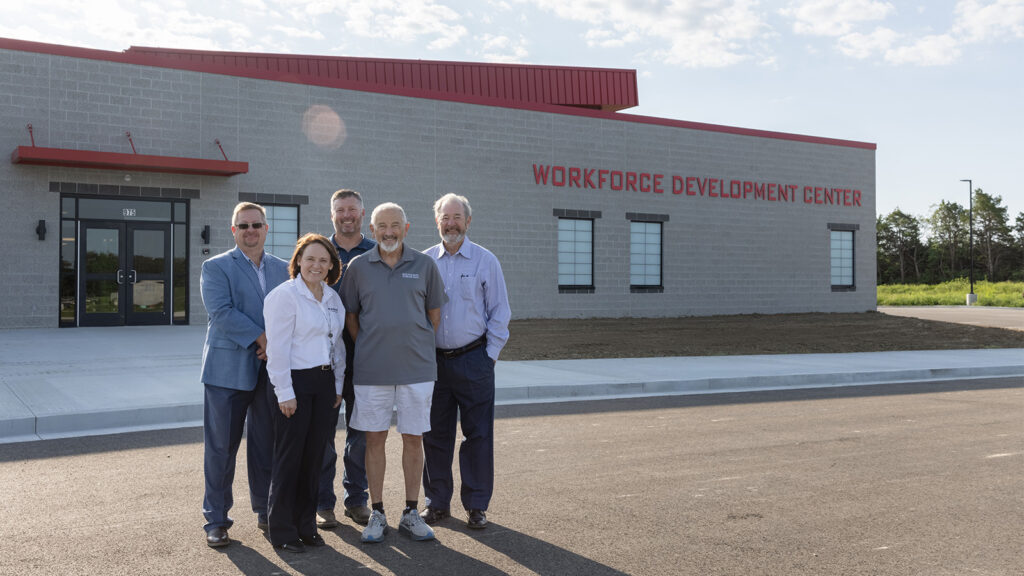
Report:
200,247,290,391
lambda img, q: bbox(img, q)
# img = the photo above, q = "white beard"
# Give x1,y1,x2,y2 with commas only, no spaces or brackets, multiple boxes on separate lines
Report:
379,238,402,253
442,231,465,245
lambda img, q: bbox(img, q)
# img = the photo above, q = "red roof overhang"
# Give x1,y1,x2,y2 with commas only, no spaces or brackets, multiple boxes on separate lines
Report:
11,146,248,176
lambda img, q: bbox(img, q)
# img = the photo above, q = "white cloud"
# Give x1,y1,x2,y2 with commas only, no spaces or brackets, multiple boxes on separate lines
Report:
518,0,769,68
781,0,896,37
837,26,899,59
953,0,1024,42
276,0,468,50
475,33,529,62
269,25,325,40
884,33,961,65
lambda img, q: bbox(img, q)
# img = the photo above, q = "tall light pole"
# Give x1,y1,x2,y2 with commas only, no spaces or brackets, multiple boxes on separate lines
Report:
960,179,975,305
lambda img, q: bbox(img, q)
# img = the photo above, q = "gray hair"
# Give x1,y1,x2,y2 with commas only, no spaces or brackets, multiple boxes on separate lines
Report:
433,193,472,220
370,202,407,225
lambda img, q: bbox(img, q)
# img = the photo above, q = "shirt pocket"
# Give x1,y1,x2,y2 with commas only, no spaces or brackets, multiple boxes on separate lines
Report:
459,275,479,301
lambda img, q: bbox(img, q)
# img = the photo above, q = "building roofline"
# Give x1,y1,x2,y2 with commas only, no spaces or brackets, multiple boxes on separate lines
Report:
0,37,876,151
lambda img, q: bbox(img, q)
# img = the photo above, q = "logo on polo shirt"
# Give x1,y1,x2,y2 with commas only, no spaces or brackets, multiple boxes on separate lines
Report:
402,273,420,279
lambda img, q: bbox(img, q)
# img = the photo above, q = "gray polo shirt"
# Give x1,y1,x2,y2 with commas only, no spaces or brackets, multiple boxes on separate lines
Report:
339,244,448,386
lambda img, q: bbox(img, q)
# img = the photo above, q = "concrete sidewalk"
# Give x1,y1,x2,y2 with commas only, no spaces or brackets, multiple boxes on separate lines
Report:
1,325,1022,443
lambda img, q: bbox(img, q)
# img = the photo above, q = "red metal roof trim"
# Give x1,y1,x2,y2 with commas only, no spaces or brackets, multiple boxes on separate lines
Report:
124,46,639,111
0,38,876,151
11,146,248,176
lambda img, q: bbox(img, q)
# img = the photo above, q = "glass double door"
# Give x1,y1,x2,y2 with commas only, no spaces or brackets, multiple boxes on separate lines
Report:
79,221,171,326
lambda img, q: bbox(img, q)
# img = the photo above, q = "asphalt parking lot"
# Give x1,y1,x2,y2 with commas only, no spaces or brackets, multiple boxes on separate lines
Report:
1,377,1020,576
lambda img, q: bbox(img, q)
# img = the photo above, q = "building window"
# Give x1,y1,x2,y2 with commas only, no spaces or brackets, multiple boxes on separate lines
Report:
558,218,593,291
830,228,855,291
264,204,300,260
629,219,664,293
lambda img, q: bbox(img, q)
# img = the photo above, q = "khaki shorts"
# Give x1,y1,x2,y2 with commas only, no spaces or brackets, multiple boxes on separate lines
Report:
350,381,434,434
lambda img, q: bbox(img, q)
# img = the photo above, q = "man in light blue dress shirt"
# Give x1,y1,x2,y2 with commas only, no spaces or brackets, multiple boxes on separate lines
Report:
420,193,511,530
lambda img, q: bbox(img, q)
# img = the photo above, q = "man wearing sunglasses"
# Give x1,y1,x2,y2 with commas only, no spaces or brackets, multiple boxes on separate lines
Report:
200,202,290,548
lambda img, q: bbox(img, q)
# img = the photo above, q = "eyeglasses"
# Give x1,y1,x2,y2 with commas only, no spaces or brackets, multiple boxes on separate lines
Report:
234,222,264,230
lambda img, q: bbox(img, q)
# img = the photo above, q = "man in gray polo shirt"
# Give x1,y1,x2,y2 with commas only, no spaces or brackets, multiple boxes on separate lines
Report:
339,202,447,544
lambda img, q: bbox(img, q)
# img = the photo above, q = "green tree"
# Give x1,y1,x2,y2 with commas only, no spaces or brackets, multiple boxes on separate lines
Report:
971,189,1011,280
925,200,966,280
1012,212,1024,281
878,208,923,283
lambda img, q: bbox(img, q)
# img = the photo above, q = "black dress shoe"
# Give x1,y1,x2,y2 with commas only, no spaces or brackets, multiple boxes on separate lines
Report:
420,506,450,525
257,515,269,532
275,540,306,553
206,527,230,548
300,533,326,547
467,509,488,529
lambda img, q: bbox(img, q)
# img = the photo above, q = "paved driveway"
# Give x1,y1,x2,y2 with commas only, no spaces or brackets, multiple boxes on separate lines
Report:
879,305,1024,331
1,378,1020,575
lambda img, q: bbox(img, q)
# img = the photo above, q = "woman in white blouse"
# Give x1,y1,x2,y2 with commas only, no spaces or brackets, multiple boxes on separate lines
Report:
263,233,346,553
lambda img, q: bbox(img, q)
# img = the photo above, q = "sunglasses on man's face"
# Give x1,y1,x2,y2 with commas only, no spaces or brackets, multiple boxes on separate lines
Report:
235,222,264,230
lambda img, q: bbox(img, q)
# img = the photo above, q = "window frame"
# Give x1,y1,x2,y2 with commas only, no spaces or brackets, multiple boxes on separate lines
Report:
828,223,857,292
628,216,666,294
262,203,301,261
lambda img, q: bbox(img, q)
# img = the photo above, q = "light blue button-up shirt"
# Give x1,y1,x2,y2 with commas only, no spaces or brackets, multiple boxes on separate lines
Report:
424,238,511,360
241,250,268,296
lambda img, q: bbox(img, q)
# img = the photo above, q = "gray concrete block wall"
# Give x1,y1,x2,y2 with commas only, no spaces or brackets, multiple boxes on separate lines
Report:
0,47,875,327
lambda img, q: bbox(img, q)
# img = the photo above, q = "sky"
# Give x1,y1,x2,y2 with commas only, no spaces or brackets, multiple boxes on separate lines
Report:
2,0,1022,224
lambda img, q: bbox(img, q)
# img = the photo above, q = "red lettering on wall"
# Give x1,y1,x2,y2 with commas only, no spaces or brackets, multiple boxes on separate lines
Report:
532,164,550,184
583,168,596,188
626,172,638,192
569,167,581,188
533,164,864,210
610,171,623,191
639,172,651,192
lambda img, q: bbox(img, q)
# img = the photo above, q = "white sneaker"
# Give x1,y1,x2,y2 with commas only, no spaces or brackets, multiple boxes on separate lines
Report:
361,510,388,543
399,509,436,541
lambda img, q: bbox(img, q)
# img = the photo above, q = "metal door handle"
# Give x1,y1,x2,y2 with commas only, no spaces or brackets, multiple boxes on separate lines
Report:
128,270,138,284
117,269,126,284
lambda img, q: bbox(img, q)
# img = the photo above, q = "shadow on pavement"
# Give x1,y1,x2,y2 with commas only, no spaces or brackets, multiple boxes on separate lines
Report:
460,522,629,576
497,376,1024,421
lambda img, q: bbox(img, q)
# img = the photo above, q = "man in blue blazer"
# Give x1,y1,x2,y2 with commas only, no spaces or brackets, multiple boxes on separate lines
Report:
201,202,290,548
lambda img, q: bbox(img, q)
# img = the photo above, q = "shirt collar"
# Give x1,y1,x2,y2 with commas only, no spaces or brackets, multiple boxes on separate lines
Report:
368,243,415,264
439,238,474,259
240,249,266,269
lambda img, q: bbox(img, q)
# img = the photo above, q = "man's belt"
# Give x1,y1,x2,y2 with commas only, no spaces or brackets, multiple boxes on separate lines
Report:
436,335,486,360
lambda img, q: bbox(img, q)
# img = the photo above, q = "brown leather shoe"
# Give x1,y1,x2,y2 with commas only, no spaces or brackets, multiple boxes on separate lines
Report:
420,506,450,525
316,509,339,529
344,505,372,526
467,509,488,529
206,527,230,547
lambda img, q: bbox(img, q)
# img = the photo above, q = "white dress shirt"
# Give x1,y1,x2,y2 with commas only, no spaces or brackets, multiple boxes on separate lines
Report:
264,277,346,402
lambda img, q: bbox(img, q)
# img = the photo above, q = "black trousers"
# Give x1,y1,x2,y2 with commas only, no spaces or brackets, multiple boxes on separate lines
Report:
267,366,336,545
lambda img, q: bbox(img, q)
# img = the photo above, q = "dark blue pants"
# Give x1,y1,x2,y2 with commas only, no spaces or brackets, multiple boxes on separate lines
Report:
202,366,274,533
268,367,336,545
423,345,495,511
317,371,368,511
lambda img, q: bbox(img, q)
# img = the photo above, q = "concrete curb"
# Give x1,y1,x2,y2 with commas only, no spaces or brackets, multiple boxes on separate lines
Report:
6,361,1021,443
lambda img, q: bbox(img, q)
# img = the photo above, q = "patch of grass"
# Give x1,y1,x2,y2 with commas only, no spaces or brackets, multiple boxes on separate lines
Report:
878,279,1024,307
